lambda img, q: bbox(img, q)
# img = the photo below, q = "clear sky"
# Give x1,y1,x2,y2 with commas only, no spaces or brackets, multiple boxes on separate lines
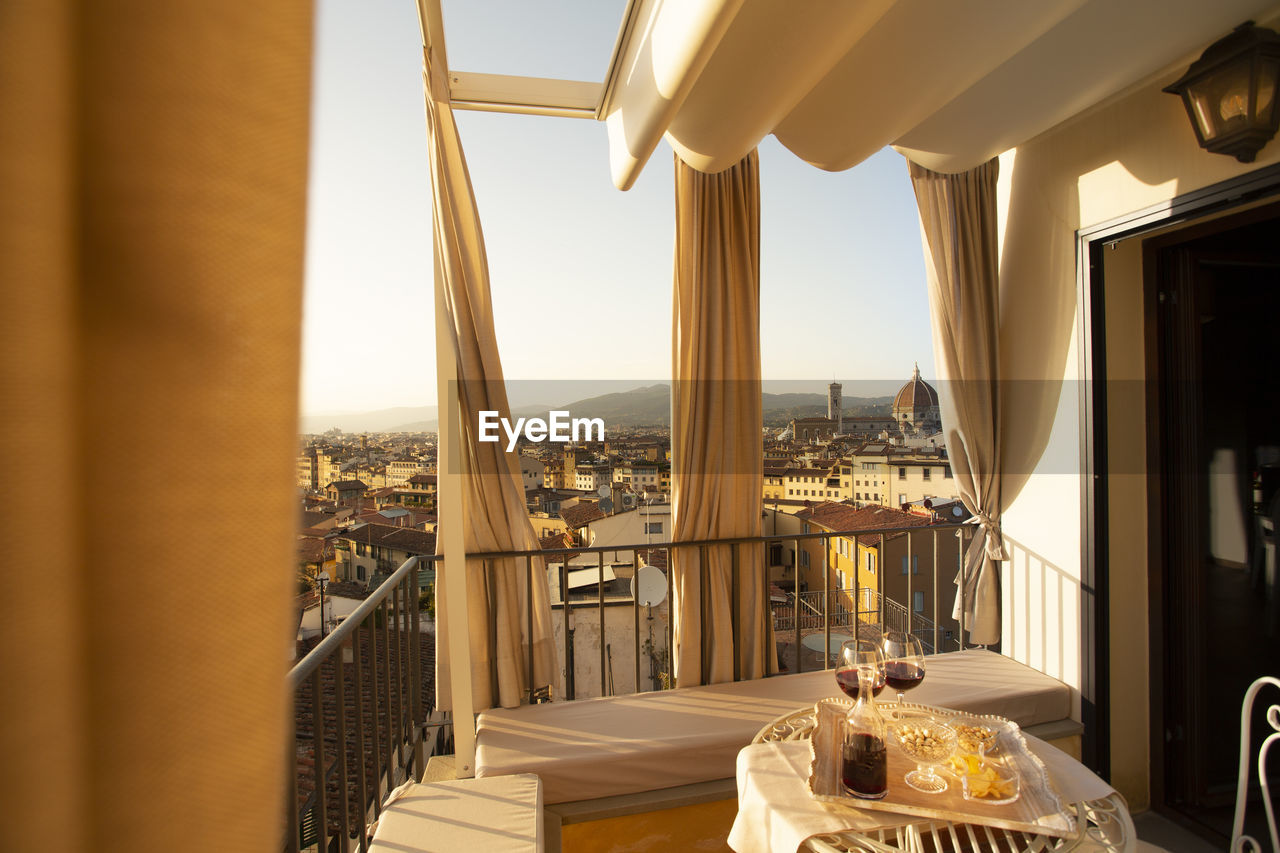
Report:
300,0,934,416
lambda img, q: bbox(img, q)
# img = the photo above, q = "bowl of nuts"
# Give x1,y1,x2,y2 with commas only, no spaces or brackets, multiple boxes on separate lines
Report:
888,718,957,794
950,716,1000,756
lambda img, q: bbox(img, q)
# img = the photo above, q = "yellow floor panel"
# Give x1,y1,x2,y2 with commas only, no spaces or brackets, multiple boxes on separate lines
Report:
561,798,738,853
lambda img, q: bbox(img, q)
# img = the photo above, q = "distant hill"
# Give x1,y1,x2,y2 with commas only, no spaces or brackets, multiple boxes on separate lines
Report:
301,384,892,433
389,402,550,433
300,406,437,434
557,384,672,426
557,384,891,428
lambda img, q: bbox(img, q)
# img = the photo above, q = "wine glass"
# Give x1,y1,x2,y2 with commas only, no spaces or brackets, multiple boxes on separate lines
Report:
835,639,885,700
880,631,925,716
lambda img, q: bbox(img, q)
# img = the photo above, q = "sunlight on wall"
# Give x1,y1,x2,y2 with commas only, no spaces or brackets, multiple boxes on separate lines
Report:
1077,161,1178,227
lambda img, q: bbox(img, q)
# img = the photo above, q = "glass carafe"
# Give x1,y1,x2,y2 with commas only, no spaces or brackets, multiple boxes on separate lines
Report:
842,666,888,799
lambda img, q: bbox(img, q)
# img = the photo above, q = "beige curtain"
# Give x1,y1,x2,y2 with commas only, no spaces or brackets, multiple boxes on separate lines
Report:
907,157,1005,646
423,49,557,712
671,151,771,686
0,1,311,851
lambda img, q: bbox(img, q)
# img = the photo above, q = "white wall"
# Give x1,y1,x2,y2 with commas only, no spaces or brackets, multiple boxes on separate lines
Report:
586,505,673,556
993,27,1280,809
550,601,672,699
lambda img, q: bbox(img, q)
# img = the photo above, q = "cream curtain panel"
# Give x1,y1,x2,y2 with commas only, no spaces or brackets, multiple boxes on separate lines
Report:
1,1,311,851
671,151,772,686
423,49,557,712
907,157,1005,646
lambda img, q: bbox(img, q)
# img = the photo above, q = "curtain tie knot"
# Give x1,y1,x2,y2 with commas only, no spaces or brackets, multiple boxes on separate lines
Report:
969,511,1007,561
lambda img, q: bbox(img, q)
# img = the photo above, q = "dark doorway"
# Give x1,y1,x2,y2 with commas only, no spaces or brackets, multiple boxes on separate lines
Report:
1149,203,1280,845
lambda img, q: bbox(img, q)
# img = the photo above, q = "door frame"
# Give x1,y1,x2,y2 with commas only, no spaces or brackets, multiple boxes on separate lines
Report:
1073,163,1280,781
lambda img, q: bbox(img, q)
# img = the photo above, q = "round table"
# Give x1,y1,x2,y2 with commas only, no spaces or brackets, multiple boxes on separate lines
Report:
750,703,1137,853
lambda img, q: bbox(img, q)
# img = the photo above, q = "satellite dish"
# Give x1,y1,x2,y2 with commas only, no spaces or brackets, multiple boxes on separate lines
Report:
952,506,964,518
630,564,667,607
597,484,611,497
599,497,613,514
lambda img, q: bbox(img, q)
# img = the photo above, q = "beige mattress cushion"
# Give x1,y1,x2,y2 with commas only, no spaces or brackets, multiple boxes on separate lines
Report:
369,774,543,852
475,649,1069,804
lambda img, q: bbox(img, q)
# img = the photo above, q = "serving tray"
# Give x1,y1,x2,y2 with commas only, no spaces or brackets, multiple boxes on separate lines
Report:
808,699,1075,839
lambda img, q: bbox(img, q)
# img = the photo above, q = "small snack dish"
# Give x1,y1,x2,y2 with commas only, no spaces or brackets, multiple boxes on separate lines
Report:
951,752,1022,805
950,715,1000,756
888,718,957,794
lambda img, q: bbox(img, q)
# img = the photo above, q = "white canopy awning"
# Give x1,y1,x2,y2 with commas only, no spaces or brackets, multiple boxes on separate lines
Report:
426,0,1278,183
600,0,1278,184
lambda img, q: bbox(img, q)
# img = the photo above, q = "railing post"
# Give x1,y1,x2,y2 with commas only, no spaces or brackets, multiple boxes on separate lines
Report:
958,528,967,651
368,617,384,811
352,617,370,847
598,551,607,696
762,539,772,677
665,544,673,683
931,530,940,653
821,533,829,669
391,582,404,767
632,548,641,693
853,550,860,640
285,708,300,853
906,530,913,643
878,533,885,631
434,245,476,777
561,561,574,700
409,560,424,782
311,667,328,853
792,537,801,673
381,598,394,784
526,555,535,704
333,636,351,848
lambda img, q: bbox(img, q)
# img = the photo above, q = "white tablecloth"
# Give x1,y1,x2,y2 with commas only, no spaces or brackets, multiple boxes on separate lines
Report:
728,735,1116,853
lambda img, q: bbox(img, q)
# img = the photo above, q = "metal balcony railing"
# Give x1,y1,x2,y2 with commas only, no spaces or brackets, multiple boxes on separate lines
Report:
282,519,976,850
471,520,976,697
285,555,439,853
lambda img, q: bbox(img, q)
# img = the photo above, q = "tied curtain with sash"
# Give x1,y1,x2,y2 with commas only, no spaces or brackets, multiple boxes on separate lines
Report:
908,157,1005,646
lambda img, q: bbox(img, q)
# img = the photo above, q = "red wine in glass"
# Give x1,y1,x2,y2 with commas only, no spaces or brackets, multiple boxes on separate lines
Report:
842,733,888,799
836,667,886,698
835,639,885,700
883,660,925,691
880,631,926,716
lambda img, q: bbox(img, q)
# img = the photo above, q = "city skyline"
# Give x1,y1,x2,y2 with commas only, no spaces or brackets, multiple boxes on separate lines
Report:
301,0,936,417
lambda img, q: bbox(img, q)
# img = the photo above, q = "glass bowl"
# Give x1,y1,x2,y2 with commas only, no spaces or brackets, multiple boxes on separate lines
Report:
950,715,1001,756
887,718,957,794
953,753,1021,805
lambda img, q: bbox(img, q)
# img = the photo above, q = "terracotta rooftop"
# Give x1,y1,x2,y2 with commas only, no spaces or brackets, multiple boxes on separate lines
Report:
560,502,606,530
539,531,576,551
337,522,436,555
297,536,335,564
796,502,932,544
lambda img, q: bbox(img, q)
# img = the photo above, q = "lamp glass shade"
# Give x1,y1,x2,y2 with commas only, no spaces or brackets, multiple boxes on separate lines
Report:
1165,23,1280,162
1257,58,1279,124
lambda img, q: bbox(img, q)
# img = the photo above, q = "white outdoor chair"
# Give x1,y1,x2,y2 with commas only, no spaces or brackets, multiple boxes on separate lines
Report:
1232,676,1280,853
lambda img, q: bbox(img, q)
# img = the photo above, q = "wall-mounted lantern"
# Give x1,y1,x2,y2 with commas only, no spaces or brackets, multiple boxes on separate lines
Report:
1164,22,1280,163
